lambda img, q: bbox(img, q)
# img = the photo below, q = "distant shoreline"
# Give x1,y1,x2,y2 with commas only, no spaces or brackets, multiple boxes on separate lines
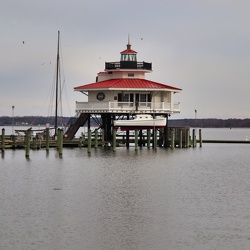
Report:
1,116,250,128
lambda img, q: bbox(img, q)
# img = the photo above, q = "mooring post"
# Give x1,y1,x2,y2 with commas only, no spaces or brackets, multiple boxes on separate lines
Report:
94,129,98,148
192,129,196,147
185,128,190,147
12,134,16,149
126,130,130,148
147,129,151,149
88,129,92,154
32,137,37,150
37,137,41,149
1,128,5,151
113,128,116,152
25,129,31,158
56,128,60,149
135,129,138,151
58,129,63,156
45,127,50,151
79,134,83,148
199,128,202,147
179,129,183,148
171,129,175,149
101,128,105,147
152,128,155,149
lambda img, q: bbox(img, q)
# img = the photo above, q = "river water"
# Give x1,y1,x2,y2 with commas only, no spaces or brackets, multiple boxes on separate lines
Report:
1,128,250,250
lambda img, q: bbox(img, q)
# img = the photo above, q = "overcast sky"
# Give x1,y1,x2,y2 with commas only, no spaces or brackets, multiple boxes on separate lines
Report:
1,0,250,119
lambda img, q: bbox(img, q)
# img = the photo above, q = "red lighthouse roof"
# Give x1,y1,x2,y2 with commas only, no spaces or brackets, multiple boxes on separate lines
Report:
74,78,182,92
120,49,137,54
120,38,137,54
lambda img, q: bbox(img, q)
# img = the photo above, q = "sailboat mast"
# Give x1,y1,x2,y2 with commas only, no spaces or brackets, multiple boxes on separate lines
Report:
55,30,60,135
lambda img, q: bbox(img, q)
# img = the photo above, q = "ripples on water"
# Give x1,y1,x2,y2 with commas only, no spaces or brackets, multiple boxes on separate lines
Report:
1,144,250,250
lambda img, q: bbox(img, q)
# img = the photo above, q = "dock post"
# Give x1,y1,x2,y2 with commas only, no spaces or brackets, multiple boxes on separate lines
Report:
94,129,98,148
192,129,196,147
32,137,36,150
152,128,156,149
171,129,175,149
135,129,138,151
154,129,158,150
45,128,50,151
12,134,16,149
25,129,31,158
56,128,60,149
58,129,63,156
88,129,92,154
79,133,83,147
1,128,5,151
126,130,130,148
113,128,116,152
185,128,190,147
101,128,105,147
199,129,202,147
147,129,151,149
179,129,183,148
37,137,41,149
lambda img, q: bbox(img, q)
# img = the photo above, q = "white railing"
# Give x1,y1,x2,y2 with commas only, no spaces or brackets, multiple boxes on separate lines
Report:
75,101,180,113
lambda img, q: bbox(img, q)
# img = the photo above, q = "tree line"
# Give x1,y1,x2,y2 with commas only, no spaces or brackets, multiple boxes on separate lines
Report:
168,118,250,128
1,116,250,128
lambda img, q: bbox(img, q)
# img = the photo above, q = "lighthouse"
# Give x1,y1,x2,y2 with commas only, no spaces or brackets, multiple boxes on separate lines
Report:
65,39,182,142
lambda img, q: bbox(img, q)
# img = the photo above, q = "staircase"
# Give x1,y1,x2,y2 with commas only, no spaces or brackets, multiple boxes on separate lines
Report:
64,113,89,140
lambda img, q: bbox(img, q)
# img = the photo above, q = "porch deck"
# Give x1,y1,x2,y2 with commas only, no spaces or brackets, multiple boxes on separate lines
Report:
75,101,180,114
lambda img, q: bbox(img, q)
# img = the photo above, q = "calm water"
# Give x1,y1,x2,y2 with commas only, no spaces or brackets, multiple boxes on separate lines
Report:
1,129,250,250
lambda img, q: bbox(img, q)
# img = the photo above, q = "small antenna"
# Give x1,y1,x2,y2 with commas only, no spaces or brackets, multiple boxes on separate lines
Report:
127,34,131,50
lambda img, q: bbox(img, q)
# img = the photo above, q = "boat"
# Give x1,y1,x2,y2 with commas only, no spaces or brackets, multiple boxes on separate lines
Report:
113,114,166,130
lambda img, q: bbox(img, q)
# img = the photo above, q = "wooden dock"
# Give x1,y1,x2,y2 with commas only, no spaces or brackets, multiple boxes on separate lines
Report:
1,127,249,158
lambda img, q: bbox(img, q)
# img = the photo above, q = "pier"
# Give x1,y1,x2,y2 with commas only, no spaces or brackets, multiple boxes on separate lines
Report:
0,127,201,155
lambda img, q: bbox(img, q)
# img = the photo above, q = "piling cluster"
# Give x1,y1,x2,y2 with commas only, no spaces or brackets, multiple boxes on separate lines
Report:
0,127,202,158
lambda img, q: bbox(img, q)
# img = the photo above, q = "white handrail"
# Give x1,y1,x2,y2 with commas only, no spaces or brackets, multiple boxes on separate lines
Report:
75,101,180,113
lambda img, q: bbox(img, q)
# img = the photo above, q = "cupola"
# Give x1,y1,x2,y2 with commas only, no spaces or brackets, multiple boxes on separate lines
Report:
120,38,137,62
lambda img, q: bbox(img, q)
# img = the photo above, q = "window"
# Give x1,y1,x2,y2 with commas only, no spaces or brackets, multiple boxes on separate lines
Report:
140,94,147,102
118,93,129,102
128,73,134,77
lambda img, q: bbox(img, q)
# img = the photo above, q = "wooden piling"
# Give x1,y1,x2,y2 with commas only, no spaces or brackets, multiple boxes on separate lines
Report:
32,136,37,150
147,129,151,149
101,128,105,147
113,128,116,152
94,129,98,149
46,128,50,151
192,129,196,147
126,130,130,148
199,128,202,147
135,129,138,151
153,128,157,150
171,129,175,149
79,134,83,147
179,129,183,148
58,129,63,156
185,128,190,147
25,129,31,158
1,128,5,151
88,129,92,153
12,135,16,149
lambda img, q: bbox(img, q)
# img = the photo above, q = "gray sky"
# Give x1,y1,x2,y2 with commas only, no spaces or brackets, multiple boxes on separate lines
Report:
1,0,250,119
